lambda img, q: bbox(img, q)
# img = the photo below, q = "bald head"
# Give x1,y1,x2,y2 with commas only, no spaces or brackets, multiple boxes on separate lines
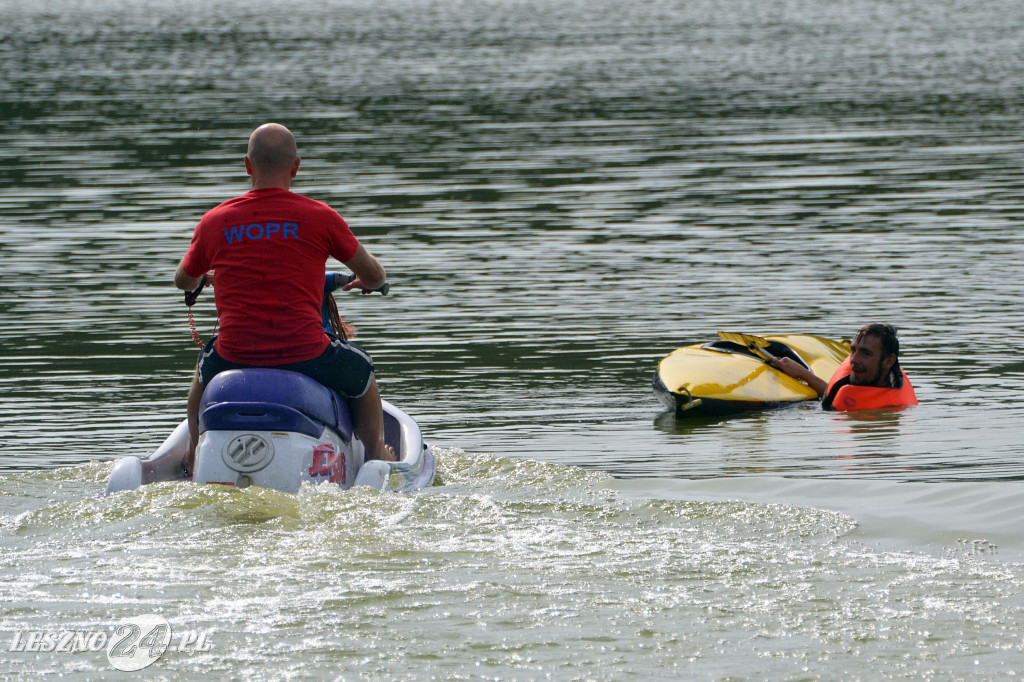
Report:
246,123,298,173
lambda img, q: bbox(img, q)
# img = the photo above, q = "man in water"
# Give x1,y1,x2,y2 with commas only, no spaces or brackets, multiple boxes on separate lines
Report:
772,323,907,410
174,122,395,471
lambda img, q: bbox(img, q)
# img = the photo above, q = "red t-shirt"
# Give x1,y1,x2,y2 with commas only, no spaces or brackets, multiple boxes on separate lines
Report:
181,188,360,365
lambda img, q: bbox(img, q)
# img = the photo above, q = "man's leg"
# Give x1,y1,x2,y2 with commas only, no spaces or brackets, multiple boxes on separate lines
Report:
349,378,396,462
183,370,204,475
295,337,396,462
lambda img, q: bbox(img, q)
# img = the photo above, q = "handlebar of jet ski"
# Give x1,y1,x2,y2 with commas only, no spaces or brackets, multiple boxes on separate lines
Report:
184,274,207,307
328,272,390,296
187,272,388,307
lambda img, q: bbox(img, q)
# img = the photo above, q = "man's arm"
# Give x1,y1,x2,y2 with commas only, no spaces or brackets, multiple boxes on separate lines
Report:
341,245,386,292
174,259,214,292
174,259,204,291
772,357,828,397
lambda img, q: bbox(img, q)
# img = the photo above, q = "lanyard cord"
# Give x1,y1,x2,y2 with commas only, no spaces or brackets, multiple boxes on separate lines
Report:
187,306,205,348
185,274,209,348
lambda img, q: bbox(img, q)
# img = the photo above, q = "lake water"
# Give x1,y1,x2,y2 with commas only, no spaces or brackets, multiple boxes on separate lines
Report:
2,0,1024,678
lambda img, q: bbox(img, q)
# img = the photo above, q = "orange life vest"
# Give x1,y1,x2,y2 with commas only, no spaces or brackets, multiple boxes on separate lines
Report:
824,357,918,411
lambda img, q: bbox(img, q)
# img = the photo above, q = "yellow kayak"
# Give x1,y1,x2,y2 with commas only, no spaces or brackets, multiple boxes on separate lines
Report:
653,333,851,416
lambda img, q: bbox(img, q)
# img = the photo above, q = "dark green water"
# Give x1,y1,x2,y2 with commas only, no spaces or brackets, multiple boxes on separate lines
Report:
3,0,1024,678
2,0,1023,480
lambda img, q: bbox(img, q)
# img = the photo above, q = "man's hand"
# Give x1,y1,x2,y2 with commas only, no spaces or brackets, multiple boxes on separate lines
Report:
771,356,805,378
771,356,828,397
341,275,374,294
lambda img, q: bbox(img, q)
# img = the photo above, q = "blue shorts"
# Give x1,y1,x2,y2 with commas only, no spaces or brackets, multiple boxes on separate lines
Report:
197,335,375,398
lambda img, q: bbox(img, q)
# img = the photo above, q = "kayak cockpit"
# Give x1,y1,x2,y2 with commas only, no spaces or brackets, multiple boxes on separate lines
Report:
700,339,810,369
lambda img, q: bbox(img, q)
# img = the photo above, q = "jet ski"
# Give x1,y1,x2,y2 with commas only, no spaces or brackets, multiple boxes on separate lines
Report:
103,380,435,495
653,332,850,417
103,273,435,495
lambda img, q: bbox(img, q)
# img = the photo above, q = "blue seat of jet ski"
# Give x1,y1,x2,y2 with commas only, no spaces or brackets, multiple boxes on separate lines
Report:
199,368,353,441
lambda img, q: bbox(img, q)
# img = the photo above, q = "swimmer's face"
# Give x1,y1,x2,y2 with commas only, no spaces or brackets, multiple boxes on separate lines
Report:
849,333,896,387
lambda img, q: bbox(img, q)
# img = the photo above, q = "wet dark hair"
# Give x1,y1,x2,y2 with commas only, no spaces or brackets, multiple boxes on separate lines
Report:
854,323,900,358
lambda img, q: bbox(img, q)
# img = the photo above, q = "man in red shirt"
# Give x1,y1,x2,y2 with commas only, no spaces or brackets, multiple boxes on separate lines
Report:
174,123,395,470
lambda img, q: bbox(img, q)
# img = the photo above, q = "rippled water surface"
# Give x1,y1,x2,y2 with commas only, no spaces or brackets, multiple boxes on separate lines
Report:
2,0,1024,678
